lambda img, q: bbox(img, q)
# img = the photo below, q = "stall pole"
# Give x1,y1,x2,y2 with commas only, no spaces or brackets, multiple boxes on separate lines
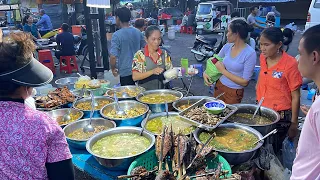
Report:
98,8,109,71
83,0,97,78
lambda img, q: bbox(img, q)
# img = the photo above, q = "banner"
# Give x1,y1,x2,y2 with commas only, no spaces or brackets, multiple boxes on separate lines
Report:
239,0,295,2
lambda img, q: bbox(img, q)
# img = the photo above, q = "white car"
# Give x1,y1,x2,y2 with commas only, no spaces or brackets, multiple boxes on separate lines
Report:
305,0,320,30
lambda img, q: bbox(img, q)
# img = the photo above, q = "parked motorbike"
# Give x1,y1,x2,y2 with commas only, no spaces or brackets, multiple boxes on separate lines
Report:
191,30,226,62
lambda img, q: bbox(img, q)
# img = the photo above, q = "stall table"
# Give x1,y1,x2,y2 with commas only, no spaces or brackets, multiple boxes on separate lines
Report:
70,147,126,180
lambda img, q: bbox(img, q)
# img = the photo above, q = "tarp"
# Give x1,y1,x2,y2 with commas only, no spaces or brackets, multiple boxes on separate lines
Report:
239,0,295,2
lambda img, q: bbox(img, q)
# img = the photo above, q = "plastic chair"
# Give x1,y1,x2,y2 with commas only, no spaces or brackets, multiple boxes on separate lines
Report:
38,50,55,74
187,26,194,34
180,26,187,33
59,55,79,74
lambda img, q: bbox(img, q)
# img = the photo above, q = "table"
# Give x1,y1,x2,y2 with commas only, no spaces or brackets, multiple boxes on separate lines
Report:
36,42,57,50
70,147,126,180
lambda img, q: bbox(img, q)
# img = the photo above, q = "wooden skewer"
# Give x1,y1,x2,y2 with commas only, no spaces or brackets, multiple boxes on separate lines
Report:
159,126,167,171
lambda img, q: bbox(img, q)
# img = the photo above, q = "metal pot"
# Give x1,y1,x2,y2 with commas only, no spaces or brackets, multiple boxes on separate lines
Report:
100,100,149,127
73,96,114,118
230,104,280,135
136,89,183,113
46,108,84,127
172,96,216,112
55,77,79,90
86,127,155,170
193,123,264,165
140,112,197,136
63,118,116,149
105,86,146,100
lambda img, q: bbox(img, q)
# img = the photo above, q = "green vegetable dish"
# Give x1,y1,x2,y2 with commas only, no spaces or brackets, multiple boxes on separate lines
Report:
199,128,259,152
145,116,196,135
92,133,151,158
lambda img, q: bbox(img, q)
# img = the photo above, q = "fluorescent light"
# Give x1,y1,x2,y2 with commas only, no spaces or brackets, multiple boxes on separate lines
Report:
87,0,111,8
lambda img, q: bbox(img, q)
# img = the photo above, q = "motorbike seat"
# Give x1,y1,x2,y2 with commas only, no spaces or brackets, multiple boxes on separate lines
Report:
203,36,217,45
74,35,81,44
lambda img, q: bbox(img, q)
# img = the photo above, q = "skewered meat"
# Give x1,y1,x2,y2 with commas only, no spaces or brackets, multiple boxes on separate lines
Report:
130,166,156,180
195,169,211,180
185,134,197,167
156,128,173,162
155,170,175,180
174,135,189,166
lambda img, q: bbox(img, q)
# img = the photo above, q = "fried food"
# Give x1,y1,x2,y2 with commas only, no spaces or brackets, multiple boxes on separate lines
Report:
35,87,75,109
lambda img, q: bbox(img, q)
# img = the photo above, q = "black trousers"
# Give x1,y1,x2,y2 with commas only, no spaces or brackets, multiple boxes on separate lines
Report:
120,75,135,86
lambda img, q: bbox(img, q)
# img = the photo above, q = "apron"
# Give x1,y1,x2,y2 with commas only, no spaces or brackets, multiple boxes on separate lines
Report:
138,49,166,90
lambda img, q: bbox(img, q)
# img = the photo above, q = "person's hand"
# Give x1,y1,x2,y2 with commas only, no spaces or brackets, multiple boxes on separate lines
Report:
288,122,298,141
215,61,226,74
300,105,310,116
203,72,212,85
152,67,164,75
111,68,119,77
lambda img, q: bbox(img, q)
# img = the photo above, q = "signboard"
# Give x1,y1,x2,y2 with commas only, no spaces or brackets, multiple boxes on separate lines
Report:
87,0,110,8
239,0,295,2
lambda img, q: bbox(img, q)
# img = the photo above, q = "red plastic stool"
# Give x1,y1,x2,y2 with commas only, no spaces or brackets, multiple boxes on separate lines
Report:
180,26,187,33
187,26,194,34
38,50,55,74
59,56,79,74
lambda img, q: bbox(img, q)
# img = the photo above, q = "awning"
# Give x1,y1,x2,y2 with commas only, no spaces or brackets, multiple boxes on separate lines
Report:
239,0,295,2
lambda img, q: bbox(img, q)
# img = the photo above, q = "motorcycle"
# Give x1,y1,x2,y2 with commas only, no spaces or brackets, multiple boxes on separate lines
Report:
191,30,226,62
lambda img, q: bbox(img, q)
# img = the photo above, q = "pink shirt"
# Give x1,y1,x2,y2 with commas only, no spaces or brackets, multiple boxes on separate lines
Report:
0,101,72,180
291,98,320,179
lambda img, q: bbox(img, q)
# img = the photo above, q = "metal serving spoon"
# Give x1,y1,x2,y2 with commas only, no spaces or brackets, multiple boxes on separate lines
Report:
254,129,278,144
114,93,126,116
252,97,265,120
140,110,151,136
83,92,95,133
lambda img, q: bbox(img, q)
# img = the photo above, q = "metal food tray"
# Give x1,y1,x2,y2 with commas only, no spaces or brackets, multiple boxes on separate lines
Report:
178,98,238,131
36,102,70,111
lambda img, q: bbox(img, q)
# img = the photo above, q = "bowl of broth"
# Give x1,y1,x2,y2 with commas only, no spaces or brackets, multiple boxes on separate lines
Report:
63,118,116,149
141,112,197,135
194,123,263,165
228,104,280,135
73,96,114,118
86,127,155,170
136,89,183,113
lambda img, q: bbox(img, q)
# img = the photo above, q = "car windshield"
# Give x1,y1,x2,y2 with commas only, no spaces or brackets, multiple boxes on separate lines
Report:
315,0,320,8
197,4,212,15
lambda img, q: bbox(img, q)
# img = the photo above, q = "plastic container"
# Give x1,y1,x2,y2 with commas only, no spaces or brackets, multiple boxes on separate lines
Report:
168,27,175,40
159,25,165,37
181,58,188,75
193,64,203,77
282,137,296,171
252,65,261,81
127,149,232,178
307,88,316,100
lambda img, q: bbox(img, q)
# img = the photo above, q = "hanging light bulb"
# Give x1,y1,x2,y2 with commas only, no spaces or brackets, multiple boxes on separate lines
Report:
87,0,111,8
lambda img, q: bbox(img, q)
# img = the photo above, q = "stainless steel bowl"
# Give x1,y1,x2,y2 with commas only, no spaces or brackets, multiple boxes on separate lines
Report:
229,104,280,135
73,96,114,118
141,112,197,136
193,123,264,165
86,127,155,170
55,77,79,90
63,118,116,149
46,108,84,127
136,89,183,113
100,100,149,127
105,86,146,100
172,96,216,112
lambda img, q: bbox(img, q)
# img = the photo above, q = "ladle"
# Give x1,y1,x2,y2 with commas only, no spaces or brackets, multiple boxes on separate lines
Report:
114,93,126,116
214,92,225,100
165,103,169,118
63,85,85,122
83,92,95,133
252,97,265,120
254,129,278,144
140,110,151,136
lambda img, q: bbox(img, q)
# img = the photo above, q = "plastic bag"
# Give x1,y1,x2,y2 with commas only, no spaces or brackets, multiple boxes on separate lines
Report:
204,54,223,86
104,70,120,88
282,137,296,171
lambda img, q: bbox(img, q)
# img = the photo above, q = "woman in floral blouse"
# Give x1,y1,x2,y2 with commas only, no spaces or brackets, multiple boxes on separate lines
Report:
132,25,173,90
